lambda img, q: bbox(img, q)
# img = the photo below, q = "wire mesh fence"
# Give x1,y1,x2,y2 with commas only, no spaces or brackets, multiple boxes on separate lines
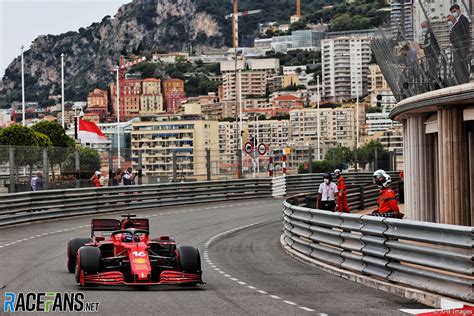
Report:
0,144,403,193
372,3,473,102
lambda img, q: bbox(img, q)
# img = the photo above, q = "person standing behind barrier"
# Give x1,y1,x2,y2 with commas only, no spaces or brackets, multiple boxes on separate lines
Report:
123,167,137,186
110,168,124,186
31,172,43,191
317,172,338,212
419,20,441,86
91,171,103,187
334,169,350,213
371,169,404,219
449,4,471,84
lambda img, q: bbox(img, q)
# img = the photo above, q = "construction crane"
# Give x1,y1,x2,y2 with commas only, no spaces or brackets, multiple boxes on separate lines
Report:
225,0,261,48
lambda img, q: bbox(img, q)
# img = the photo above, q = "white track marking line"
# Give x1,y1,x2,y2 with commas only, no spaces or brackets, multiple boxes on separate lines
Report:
205,222,315,313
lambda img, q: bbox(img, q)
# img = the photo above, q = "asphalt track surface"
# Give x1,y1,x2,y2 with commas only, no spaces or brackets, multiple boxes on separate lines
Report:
0,199,427,315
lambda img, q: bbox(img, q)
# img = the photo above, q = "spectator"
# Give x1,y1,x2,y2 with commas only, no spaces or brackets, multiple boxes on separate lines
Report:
110,168,124,186
334,169,350,213
123,167,137,186
91,171,103,187
419,20,441,86
317,172,338,212
31,172,43,191
399,170,405,204
449,4,471,84
371,169,404,219
400,44,423,91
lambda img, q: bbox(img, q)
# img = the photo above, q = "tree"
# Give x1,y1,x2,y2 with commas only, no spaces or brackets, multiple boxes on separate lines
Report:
0,125,38,169
298,160,334,174
352,140,389,170
324,146,352,170
61,146,101,179
31,120,74,179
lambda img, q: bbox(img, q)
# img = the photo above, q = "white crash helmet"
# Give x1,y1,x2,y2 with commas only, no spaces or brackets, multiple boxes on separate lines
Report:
373,169,391,188
334,169,341,176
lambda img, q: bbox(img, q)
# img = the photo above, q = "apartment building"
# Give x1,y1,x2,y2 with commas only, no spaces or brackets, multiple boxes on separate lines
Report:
289,107,357,148
131,115,218,179
162,79,185,113
321,36,371,102
141,78,164,115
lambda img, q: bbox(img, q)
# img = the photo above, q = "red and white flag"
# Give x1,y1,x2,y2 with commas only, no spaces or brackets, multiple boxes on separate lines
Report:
78,120,108,143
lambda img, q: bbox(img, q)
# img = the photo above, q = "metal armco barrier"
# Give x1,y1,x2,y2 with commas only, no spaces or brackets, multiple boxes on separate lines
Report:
0,179,271,227
282,195,474,302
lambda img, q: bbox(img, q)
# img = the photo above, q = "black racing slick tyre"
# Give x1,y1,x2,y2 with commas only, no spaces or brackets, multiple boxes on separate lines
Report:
177,246,201,273
67,238,92,273
75,246,101,283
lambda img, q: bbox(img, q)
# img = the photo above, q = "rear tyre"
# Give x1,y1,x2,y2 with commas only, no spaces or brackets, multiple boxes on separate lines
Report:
75,246,101,283
67,238,92,273
177,246,201,273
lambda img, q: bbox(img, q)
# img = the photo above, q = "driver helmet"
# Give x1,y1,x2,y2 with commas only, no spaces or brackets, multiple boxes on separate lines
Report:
373,169,391,188
123,228,136,242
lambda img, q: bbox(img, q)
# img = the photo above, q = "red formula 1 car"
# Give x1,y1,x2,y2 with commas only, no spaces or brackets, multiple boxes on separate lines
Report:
66,214,202,286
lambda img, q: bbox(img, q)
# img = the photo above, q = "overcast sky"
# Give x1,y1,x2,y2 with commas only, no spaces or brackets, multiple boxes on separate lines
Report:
0,0,131,77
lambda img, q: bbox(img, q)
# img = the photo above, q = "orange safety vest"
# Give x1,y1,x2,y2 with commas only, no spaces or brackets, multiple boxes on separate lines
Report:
336,176,350,212
377,187,399,213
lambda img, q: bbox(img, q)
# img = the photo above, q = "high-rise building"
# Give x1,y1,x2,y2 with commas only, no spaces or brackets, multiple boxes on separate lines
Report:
391,0,414,41
321,36,371,102
289,107,357,148
131,115,218,179
141,78,164,115
162,79,185,114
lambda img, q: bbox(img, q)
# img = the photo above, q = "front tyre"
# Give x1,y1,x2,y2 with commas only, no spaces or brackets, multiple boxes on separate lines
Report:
67,238,92,273
176,246,201,273
75,246,101,284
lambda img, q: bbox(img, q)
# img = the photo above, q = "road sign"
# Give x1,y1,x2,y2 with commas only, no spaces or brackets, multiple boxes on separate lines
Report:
244,141,253,154
257,143,267,155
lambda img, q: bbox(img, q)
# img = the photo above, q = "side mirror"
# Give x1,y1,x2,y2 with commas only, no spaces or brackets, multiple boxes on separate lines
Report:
95,236,105,242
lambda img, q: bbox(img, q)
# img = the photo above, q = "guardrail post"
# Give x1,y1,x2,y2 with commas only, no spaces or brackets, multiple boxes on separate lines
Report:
42,148,49,190
108,149,113,186
359,185,365,210
75,149,80,188
172,149,177,183
137,151,143,185
9,146,15,193
206,148,211,181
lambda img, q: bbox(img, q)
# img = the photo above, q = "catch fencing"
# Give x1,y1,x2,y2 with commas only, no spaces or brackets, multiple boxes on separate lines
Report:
282,195,473,302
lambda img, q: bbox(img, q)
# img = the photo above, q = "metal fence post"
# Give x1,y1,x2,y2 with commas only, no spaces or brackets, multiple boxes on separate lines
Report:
308,145,313,173
359,185,365,210
9,146,15,193
108,149,113,186
75,149,80,188
374,148,378,171
206,148,211,181
237,149,242,179
137,151,143,185
42,148,49,190
354,150,358,172
172,149,177,183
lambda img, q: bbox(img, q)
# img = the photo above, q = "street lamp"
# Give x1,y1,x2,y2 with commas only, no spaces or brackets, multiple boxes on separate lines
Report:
316,75,321,161
61,53,65,128
21,45,25,126
115,66,121,168
73,104,84,140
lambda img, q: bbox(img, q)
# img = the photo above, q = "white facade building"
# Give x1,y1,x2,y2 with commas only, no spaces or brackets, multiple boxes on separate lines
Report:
321,36,371,102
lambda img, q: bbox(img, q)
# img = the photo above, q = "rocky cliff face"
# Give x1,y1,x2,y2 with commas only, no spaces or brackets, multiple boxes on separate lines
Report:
0,0,223,103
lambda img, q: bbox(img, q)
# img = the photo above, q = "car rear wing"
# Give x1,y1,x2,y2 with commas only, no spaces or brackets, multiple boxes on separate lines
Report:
90,218,150,237
91,219,121,237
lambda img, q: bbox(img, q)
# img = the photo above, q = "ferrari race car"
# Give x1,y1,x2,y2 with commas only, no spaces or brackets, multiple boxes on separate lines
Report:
67,214,203,286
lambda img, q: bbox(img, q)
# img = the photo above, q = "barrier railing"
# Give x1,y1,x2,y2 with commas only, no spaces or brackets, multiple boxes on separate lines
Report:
0,178,271,227
281,195,473,302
